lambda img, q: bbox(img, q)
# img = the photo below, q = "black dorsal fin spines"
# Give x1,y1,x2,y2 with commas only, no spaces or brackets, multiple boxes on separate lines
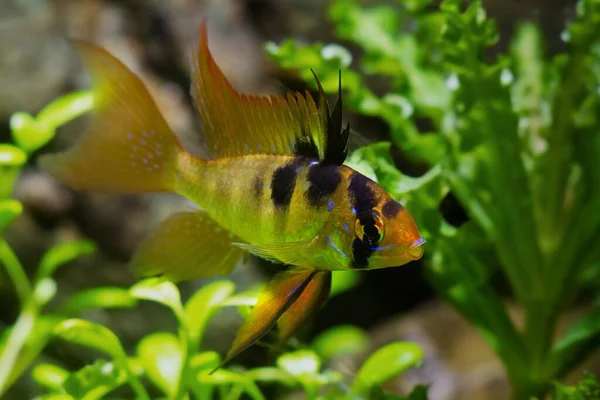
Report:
308,69,349,165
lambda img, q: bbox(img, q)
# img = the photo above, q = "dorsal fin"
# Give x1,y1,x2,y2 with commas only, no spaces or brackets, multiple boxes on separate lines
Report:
190,21,349,164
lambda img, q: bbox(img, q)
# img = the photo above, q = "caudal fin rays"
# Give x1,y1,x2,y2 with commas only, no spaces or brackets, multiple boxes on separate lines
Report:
39,40,185,194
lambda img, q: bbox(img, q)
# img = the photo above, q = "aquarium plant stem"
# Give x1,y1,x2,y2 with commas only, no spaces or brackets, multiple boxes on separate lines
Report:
0,299,37,395
0,240,31,306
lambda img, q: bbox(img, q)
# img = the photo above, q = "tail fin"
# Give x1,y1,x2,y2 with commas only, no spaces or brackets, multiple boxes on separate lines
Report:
39,40,185,194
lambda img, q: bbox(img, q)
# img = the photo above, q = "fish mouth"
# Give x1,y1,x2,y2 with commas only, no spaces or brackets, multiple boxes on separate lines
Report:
407,237,426,260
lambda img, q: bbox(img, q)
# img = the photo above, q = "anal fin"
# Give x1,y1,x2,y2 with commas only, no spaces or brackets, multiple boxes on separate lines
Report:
277,271,331,343
131,211,243,282
218,269,316,369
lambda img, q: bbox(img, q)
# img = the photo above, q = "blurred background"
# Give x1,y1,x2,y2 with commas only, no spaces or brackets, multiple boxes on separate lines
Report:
0,0,592,399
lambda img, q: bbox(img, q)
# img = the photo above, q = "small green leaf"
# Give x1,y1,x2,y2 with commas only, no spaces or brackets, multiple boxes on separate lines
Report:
276,350,321,377
0,145,26,199
136,332,183,397
352,342,424,393
54,319,124,359
130,278,183,318
245,367,296,386
32,363,69,391
37,240,96,281
59,287,137,315
553,372,600,400
197,370,265,400
189,351,221,372
184,280,235,347
0,144,27,167
312,325,369,361
11,91,93,154
0,200,23,231
33,395,75,400
61,360,126,400
36,91,93,137
32,278,57,305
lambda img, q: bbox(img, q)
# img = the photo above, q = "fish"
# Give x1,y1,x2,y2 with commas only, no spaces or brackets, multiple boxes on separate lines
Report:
39,21,425,367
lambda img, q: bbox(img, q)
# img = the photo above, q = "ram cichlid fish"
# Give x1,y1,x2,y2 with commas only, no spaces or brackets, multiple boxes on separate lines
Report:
39,21,425,367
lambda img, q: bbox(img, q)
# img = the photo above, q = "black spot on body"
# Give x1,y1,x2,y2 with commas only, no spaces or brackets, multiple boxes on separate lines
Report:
382,199,404,219
306,163,342,206
351,239,373,268
271,165,297,208
348,173,377,212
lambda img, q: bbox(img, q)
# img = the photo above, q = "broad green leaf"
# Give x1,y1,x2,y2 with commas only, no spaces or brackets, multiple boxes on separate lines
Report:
136,332,183,397
312,325,369,361
61,360,126,400
352,342,423,393
53,319,124,359
0,200,22,231
276,350,321,377
184,280,235,347
37,240,96,281
130,278,183,318
32,363,69,391
59,287,137,315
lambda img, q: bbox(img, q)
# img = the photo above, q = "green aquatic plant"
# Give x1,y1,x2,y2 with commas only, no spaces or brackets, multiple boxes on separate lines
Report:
32,278,426,399
0,91,97,397
267,0,600,398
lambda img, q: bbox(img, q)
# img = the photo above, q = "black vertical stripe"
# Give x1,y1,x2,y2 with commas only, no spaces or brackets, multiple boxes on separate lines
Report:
382,199,404,219
348,173,377,212
271,164,297,208
270,157,311,209
306,163,342,207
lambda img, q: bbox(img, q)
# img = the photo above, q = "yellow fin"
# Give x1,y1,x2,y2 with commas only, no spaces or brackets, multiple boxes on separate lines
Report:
131,211,243,282
232,237,318,267
190,21,349,163
277,271,331,343
39,40,185,194
218,269,316,369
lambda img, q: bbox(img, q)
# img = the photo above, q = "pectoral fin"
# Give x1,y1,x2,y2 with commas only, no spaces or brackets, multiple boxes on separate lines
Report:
131,211,243,282
232,237,318,266
218,269,316,369
277,271,331,343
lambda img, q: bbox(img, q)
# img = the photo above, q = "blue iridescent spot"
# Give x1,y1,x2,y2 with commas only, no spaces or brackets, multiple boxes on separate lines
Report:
343,223,350,233
327,201,334,212
328,236,347,259
351,207,357,215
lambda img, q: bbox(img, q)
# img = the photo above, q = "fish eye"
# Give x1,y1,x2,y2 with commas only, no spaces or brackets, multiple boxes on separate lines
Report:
355,210,385,246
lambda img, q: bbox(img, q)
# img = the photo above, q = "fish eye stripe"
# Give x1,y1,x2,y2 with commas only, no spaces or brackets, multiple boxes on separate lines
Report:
351,238,373,268
348,173,377,213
